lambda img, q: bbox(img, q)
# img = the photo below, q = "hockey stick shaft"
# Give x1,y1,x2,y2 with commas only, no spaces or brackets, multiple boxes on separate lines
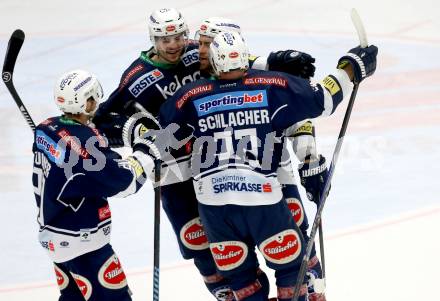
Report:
292,9,367,301
153,160,161,301
2,29,36,132
317,207,326,278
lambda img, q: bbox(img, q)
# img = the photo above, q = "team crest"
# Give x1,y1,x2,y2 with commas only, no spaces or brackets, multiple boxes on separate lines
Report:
212,285,234,301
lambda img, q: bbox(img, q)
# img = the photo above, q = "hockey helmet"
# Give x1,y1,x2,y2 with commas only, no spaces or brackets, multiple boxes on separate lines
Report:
196,17,241,39
54,70,103,115
209,31,249,76
148,8,189,46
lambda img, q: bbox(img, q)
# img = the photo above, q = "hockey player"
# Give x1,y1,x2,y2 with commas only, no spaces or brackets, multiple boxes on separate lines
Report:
92,8,323,301
196,17,316,78
32,69,159,301
196,17,328,301
158,31,377,301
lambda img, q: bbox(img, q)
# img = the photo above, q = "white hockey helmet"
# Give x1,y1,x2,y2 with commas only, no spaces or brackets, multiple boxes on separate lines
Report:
209,31,249,76
196,17,241,39
148,8,189,45
54,70,104,115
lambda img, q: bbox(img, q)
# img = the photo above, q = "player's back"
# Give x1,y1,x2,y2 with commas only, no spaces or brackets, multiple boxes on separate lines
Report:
32,116,119,262
160,69,305,206
33,116,111,226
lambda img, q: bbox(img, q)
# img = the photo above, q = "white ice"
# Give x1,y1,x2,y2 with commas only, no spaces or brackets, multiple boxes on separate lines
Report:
0,0,439,300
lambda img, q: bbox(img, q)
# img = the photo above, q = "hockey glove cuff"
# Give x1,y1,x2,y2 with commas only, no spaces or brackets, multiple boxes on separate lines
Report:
337,45,378,83
122,111,161,147
298,155,329,205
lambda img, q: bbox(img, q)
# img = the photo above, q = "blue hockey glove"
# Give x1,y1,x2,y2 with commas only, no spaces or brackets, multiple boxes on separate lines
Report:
298,155,329,205
337,45,378,83
267,50,316,79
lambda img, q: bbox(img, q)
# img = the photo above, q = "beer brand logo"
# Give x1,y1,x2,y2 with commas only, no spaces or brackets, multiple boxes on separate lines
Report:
72,272,92,300
180,217,209,250
259,229,301,264
98,254,127,290
210,241,248,271
54,265,69,290
286,198,304,226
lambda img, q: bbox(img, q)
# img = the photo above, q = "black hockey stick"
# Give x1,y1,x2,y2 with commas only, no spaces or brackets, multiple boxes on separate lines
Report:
153,160,161,301
124,109,163,301
2,29,35,132
292,9,368,301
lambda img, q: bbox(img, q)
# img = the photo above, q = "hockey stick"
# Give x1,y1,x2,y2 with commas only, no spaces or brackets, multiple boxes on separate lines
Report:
292,8,368,301
317,200,326,279
124,108,162,301
153,160,161,301
2,29,36,132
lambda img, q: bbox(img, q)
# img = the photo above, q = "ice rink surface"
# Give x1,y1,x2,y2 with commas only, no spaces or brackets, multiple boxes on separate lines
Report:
0,0,439,300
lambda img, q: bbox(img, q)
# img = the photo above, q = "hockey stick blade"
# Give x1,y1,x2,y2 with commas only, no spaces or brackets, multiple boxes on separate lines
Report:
152,160,161,301
2,29,25,83
2,29,36,132
351,8,368,47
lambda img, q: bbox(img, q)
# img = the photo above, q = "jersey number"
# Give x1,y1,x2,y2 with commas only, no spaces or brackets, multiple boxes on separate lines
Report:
213,128,260,168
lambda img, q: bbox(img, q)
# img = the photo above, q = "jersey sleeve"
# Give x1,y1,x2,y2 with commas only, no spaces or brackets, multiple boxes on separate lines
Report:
285,120,318,161
269,69,352,131
56,144,153,202
95,81,132,120
95,61,145,118
249,55,268,71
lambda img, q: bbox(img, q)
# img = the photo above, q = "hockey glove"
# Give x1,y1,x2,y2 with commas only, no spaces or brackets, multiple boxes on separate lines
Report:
267,50,316,79
132,136,162,162
298,155,329,205
122,111,160,147
92,112,127,147
337,45,378,83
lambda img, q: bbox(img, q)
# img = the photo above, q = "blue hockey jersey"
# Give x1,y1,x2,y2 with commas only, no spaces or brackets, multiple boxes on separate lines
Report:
96,43,201,118
32,116,151,262
159,69,352,206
